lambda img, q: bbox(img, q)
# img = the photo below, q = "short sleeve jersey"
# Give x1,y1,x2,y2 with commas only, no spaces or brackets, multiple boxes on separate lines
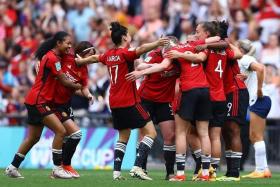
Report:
25,50,63,104
54,50,89,104
98,47,140,108
172,43,209,92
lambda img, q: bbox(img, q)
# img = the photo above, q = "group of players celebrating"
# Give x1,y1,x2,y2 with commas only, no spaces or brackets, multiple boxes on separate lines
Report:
5,20,272,182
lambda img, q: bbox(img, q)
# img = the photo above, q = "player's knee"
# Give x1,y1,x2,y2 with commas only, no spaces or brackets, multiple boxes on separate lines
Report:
147,128,157,139
249,131,261,143
56,127,67,138
163,132,175,145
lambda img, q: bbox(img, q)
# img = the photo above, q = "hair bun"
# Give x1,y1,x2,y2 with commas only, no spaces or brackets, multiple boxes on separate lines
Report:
110,22,121,32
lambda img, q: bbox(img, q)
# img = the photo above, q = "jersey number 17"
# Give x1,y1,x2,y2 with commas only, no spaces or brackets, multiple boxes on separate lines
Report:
109,65,118,84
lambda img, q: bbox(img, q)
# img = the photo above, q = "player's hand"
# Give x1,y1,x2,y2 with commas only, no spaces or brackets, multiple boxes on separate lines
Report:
164,50,181,59
87,93,94,105
257,88,263,98
157,37,170,47
236,73,248,81
75,83,83,90
125,71,143,81
195,44,207,52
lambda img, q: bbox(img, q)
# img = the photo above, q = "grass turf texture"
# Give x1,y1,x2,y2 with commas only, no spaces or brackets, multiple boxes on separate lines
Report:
1,170,279,187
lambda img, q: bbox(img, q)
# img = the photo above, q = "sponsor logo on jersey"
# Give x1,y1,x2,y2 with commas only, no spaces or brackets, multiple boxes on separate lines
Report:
55,62,61,71
65,71,78,82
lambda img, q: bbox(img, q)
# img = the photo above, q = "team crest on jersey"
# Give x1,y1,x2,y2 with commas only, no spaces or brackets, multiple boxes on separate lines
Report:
62,112,67,117
55,62,61,71
45,106,51,111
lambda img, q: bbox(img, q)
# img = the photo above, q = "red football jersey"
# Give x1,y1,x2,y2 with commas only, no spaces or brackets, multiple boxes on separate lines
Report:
25,50,63,105
54,50,88,104
98,47,140,108
173,44,209,92
223,59,247,94
204,48,235,101
138,48,180,102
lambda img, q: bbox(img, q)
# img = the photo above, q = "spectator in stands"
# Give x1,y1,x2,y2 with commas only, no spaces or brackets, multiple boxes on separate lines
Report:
260,33,280,69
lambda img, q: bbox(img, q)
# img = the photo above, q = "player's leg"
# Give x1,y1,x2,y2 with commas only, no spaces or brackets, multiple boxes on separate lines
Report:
227,121,243,179
209,127,221,180
5,124,43,178
132,121,157,180
169,114,190,181
157,102,176,180
62,119,81,178
196,120,211,180
243,96,272,178
208,101,226,180
159,120,176,180
135,99,155,173
195,88,212,181
113,128,131,180
55,105,81,178
43,114,72,179
187,125,202,180
222,121,232,177
170,90,197,181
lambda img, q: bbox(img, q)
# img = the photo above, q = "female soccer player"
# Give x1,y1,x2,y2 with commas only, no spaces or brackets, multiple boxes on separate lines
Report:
5,31,82,179
238,40,272,179
126,37,180,180
54,41,95,178
76,22,169,180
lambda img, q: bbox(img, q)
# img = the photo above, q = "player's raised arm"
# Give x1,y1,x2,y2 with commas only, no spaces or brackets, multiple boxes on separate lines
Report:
165,50,207,63
196,41,229,52
135,37,169,56
126,58,172,81
229,43,243,59
75,54,100,66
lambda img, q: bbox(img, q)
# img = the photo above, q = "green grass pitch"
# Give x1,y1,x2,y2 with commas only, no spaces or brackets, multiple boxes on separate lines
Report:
1,170,279,187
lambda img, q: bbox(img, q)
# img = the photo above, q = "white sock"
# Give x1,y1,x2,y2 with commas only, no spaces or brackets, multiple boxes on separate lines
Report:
177,170,184,176
254,141,268,172
113,171,121,177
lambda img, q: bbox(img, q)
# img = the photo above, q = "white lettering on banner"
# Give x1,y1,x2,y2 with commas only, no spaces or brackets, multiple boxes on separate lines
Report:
73,147,114,168
29,137,114,168
30,138,52,166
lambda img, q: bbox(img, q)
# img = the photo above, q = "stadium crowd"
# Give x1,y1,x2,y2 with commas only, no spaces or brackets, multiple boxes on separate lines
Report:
0,0,279,126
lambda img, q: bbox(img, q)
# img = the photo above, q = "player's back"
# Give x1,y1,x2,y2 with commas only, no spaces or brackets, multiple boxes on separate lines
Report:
204,49,230,101
138,49,179,102
175,44,208,92
99,47,140,108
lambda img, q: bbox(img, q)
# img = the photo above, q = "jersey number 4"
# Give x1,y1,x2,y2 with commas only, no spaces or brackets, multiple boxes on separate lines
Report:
214,60,223,78
109,65,118,84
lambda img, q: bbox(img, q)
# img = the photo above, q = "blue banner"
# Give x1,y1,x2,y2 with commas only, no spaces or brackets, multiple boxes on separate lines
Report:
0,127,138,170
